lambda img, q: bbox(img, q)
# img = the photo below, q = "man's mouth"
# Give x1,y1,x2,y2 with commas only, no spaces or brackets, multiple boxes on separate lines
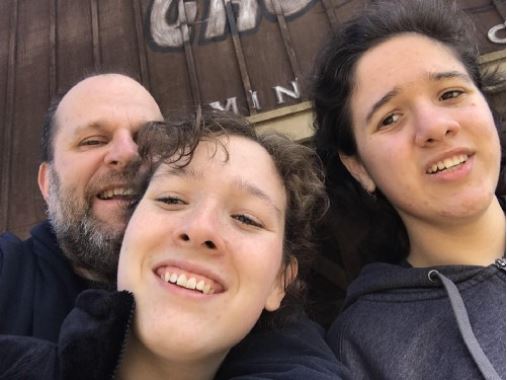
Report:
155,267,224,295
97,187,136,201
426,154,468,174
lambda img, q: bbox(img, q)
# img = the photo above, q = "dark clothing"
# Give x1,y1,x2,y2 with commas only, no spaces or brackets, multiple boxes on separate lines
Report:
0,290,134,380
327,260,506,380
0,221,89,341
0,290,345,380
0,221,345,379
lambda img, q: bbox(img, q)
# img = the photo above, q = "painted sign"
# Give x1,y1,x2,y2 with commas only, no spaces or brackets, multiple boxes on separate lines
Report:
148,0,316,49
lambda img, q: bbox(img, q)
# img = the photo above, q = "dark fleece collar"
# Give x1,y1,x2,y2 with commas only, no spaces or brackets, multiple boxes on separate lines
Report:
58,290,135,380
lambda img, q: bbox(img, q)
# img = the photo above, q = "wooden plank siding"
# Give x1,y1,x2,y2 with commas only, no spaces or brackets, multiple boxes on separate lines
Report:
0,0,505,237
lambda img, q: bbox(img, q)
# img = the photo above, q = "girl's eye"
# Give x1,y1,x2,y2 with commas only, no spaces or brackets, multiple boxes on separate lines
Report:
233,214,263,228
156,196,185,206
380,113,400,128
440,89,463,101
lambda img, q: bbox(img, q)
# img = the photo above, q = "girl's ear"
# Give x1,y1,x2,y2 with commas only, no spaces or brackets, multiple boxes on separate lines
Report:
38,162,50,202
339,152,376,193
264,257,298,312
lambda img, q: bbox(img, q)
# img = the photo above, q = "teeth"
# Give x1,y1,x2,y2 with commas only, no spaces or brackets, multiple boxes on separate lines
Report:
186,277,197,290
98,188,135,200
427,154,467,174
176,274,188,287
162,271,214,294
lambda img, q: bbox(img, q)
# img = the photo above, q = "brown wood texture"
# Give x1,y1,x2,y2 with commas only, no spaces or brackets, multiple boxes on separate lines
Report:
0,0,505,237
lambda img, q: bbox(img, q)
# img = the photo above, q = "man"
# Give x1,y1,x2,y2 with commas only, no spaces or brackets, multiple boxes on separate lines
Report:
0,73,163,341
0,73,345,379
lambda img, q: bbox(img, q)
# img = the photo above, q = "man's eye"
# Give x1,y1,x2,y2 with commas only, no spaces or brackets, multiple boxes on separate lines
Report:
157,196,185,205
380,113,400,128
79,139,106,146
233,214,263,228
440,90,463,100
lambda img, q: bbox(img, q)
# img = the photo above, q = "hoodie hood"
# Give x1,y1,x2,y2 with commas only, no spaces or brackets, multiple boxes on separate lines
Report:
343,261,503,310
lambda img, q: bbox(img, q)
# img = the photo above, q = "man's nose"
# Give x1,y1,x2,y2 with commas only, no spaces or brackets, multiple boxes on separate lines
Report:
414,103,461,147
104,131,139,168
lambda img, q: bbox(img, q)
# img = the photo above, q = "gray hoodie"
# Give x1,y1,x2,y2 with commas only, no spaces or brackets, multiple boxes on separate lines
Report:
328,260,505,380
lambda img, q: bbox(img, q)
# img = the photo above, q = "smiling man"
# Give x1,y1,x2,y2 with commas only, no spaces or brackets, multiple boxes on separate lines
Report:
0,73,164,341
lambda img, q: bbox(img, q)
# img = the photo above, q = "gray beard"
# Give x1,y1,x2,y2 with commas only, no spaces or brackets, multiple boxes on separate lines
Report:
46,166,125,284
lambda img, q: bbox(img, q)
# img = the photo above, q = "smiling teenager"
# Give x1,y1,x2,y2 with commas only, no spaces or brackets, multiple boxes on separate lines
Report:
312,0,505,379
0,110,345,379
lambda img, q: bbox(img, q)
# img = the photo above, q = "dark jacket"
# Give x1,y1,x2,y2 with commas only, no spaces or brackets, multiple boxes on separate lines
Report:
0,221,90,341
0,290,345,380
0,222,345,379
327,260,506,380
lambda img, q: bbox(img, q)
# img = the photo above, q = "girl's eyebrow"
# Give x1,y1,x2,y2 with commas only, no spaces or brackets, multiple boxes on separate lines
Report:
366,87,400,124
365,70,472,124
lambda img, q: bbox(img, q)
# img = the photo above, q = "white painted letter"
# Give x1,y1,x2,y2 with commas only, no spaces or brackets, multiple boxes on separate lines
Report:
205,0,259,39
209,97,239,114
273,81,300,104
150,0,198,48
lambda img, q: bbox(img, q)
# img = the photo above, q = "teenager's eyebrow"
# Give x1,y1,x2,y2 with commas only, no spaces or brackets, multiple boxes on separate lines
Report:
152,166,282,217
429,70,472,82
234,179,282,217
366,87,400,124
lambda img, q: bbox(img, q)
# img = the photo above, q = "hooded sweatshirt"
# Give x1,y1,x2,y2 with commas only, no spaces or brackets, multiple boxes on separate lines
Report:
327,260,505,380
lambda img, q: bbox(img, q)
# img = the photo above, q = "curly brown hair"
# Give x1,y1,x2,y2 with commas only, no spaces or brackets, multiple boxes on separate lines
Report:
134,108,329,328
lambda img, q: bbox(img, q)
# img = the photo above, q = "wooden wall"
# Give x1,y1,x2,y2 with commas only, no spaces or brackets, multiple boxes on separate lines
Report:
1,0,505,237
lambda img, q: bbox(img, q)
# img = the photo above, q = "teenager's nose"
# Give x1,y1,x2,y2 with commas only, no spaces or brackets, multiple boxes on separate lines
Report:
414,103,460,147
104,131,139,168
174,206,225,253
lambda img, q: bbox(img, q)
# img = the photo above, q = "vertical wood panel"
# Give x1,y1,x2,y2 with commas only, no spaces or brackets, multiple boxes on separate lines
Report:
1,0,18,231
8,0,51,235
90,0,101,71
99,0,141,77
223,0,256,114
238,11,294,111
132,0,151,89
49,0,57,97
56,1,93,91
284,1,332,82
267,0,303,88
141,0,194,115
180,1,201,106
321,0,338,27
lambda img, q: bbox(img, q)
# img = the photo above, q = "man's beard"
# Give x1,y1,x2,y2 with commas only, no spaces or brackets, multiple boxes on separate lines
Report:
46,166,136,284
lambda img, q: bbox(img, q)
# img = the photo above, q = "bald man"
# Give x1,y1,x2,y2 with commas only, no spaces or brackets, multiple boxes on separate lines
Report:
0,74,163,340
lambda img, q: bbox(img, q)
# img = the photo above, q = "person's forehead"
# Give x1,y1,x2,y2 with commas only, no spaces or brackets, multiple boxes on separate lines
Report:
355,34,465,86
53,75,162,138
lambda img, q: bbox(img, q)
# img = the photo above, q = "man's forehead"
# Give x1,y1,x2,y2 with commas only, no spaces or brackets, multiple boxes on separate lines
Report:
53,75,162,134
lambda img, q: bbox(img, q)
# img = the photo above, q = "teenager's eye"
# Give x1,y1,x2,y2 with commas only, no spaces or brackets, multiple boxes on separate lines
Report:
156,196,186,206
440,89,463,101
232,214,263,228
379,113,400,128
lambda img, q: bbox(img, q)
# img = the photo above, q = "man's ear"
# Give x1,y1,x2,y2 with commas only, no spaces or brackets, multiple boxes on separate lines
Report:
38,162,50,202
339,152,376,193
264,257,298,312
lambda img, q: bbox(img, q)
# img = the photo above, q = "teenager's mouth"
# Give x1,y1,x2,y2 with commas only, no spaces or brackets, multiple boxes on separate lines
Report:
97,187,136,201
426,154,468,174
155,267,225,295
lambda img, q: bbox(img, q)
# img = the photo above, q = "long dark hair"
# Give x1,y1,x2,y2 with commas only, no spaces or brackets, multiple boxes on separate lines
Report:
312,0,504,274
